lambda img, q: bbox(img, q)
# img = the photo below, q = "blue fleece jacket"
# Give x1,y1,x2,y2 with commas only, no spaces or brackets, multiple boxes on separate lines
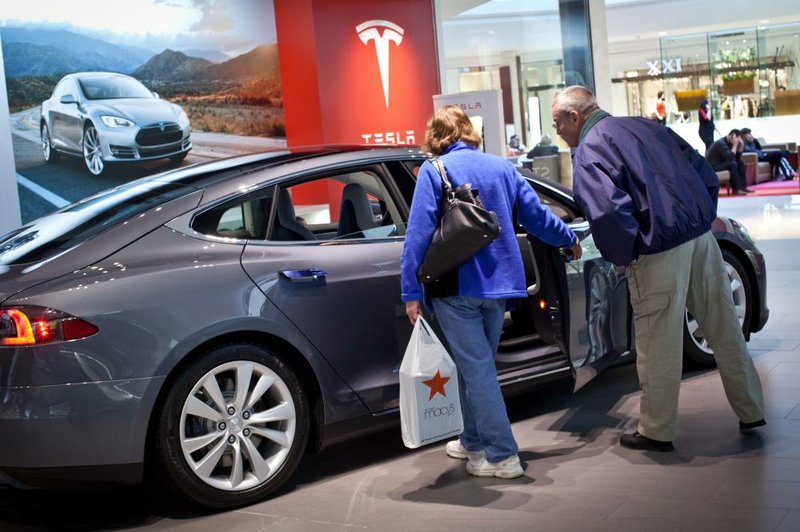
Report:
401,142,576,302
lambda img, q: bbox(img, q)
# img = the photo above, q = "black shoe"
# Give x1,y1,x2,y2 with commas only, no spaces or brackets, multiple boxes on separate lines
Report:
743,188,755,193
619,431,674,452
734,189,748,195
739,419,766,432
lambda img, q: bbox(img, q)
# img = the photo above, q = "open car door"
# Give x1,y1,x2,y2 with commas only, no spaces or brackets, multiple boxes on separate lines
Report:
523,181,633,392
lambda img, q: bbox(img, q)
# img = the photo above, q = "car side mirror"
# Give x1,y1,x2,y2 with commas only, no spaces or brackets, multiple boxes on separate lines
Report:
60,94,78,105
152,92,160,99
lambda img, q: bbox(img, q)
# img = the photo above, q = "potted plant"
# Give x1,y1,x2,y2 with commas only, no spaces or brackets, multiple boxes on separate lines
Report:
722,71,757,95
714,46,758,95
674,89,707,111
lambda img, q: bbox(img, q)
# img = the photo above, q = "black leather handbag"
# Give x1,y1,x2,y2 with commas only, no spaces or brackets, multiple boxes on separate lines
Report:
417,158,501,283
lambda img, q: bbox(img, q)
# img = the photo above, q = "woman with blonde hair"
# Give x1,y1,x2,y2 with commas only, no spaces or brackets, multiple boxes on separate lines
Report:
401,105,580,478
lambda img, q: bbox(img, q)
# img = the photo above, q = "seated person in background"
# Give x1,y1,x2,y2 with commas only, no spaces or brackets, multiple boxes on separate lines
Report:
507,134,525,156
706,129,752,195
527,133,559,158
740,128,796,181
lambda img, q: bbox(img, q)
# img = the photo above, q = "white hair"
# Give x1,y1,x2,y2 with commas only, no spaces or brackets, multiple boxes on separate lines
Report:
552,85,599,116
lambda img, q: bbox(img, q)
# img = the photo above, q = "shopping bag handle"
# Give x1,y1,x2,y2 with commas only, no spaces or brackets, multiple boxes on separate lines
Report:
416,315,431,335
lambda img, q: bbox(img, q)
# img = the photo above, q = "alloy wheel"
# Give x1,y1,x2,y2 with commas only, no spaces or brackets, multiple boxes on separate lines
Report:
83,126,105,175
686,258,747,355
41,124,52,161
179,360,296,492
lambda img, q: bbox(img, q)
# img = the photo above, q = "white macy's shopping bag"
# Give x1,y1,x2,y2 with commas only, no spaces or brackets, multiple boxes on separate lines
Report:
399,316,463,449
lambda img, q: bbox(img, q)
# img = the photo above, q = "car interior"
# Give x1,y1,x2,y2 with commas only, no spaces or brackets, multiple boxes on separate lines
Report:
190,169,405,242
274,188,316,241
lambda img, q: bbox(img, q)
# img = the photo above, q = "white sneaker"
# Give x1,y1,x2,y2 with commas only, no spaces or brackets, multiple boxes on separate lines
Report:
466,454,523,479
445,440,484,461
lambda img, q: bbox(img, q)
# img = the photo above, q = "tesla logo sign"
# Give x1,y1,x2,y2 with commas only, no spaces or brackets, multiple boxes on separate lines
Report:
356,19,404,108
360,130,416,144
158,122,165,131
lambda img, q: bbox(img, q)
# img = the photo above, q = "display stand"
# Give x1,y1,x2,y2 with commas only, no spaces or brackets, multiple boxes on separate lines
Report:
432,90,505,158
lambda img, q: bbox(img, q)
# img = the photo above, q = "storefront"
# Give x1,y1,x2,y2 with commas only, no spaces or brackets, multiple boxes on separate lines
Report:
435,0,603,156
611,20,800,150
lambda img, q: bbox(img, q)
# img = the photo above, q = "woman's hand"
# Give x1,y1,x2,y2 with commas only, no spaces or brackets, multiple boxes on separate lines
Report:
405,301,422,325
570,238,582,261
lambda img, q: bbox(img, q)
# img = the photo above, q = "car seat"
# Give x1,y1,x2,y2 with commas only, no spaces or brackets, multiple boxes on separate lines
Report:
274,189,316,241
337,183,378,238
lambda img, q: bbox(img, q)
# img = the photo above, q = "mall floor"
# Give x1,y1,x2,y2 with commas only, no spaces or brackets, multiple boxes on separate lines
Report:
1,194,799,532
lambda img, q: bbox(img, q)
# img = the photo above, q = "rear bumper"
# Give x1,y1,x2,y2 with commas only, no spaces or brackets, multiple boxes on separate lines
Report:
0,376,164,486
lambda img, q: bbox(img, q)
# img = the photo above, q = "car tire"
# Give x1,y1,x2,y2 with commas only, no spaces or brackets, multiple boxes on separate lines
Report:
153,343,309,509
683,249,752,369
41,123,59,163
82,124,107,176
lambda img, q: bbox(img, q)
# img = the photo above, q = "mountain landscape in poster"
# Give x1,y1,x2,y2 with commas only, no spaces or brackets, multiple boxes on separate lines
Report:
1,27,283,137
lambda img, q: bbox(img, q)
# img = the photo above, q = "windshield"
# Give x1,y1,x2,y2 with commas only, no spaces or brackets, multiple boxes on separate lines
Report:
0,181,192,265
79,76,154,100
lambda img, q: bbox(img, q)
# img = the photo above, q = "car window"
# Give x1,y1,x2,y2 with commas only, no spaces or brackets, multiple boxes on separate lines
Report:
528,181,577,222
191,187,275,240
389,160,422,207
0,182,192,265
535,192,574,222
78,76,153,100
268,169,405,242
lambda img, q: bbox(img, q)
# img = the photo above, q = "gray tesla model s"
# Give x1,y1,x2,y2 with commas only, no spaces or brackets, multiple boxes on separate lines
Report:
40,72,192,176
0,147,767,508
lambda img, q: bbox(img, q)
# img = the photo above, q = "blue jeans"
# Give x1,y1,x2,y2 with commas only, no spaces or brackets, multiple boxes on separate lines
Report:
432,296,518,462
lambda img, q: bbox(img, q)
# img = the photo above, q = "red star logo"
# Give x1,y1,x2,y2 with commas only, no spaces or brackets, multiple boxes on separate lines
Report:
422,370,450,400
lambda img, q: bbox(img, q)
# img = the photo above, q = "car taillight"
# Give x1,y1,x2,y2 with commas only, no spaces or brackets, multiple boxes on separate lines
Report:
0,306,98,346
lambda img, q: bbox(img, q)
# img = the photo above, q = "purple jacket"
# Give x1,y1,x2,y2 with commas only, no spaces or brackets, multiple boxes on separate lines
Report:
572,114,719,266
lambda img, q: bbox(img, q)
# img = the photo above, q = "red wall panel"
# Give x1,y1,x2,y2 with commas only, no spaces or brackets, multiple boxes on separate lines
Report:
274,1,325,146
276,0,439,147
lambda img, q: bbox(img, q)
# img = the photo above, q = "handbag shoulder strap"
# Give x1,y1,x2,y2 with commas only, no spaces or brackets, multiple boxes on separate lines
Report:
431,158,453,197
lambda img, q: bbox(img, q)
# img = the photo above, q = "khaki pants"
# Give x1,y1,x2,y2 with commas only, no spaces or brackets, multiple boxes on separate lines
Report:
626,231,764,442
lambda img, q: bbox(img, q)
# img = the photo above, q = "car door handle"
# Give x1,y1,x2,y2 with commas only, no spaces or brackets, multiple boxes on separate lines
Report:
279,268,328,283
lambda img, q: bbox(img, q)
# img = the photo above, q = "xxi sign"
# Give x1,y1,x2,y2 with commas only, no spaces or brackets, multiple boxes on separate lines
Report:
647,58,683,76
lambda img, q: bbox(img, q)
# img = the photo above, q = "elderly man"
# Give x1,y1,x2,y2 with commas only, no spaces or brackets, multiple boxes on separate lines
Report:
552,85,765,452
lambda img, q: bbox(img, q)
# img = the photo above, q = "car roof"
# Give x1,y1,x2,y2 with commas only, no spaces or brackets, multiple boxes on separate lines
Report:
146,145,426,190
0,146,424,268
64,72,134,80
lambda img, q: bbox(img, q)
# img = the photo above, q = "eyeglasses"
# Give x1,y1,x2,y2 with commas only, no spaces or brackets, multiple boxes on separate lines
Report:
552,112,569,130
